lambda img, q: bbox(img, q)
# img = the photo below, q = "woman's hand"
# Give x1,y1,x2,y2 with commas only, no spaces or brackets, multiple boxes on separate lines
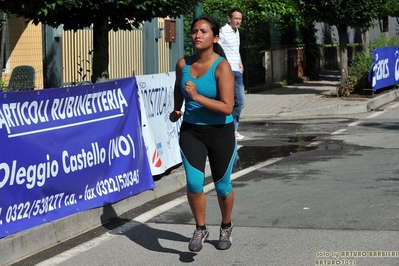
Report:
184,81,198,101
169,110,183,122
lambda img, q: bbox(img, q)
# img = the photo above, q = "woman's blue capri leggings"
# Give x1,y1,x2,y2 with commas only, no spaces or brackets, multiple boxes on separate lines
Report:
179,121,237,197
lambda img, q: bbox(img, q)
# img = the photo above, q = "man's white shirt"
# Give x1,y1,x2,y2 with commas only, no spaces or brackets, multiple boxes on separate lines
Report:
218,24,240,72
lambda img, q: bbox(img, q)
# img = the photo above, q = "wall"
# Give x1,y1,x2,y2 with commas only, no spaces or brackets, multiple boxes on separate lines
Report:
314,17,399,45
157,18,170,74
262,46,305,85
62,27,144,85
2,15,44,89
319,45,363,70
61,18,179,85
3,16,180,88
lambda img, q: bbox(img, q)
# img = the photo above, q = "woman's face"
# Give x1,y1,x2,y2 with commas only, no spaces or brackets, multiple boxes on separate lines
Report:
191,20,217,51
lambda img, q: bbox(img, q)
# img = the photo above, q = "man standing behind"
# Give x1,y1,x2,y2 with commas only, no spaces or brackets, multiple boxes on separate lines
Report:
218,8,245,140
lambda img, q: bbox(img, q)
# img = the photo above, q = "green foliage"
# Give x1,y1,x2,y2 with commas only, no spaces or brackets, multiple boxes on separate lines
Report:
379,0,399,18
1,0,202,30
292,0,383,29
301,22,320,79
336,35,399,97
194,0,307,87
291,0,385,88
336,51,371,96
0,78,8,92
1,0,202,82
369,34,399,51
183,12,195,57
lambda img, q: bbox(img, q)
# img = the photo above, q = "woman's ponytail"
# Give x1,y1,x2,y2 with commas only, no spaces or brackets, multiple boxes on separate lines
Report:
214,42,227,59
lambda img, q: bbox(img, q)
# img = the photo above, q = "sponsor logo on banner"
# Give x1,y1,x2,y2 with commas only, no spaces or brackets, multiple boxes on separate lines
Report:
152,148,162,168
371,46,399,91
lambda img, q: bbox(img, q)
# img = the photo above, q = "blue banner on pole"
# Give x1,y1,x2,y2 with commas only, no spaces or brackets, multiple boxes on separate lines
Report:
370,46,399,91
0,77,154,238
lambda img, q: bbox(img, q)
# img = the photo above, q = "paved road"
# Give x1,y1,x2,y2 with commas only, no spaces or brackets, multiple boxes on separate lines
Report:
20,100,399,266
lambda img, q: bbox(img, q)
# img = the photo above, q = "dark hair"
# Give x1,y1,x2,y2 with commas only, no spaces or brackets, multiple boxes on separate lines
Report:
213,43,227,59
191,14,226,58
228,8,243,18
191,14,220,39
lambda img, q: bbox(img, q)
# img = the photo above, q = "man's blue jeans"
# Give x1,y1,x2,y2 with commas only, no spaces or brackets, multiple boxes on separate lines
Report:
232,71,245,131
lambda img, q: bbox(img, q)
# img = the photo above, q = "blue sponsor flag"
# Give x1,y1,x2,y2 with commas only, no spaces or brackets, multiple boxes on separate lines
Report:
0,77,154,238
370,46,399,91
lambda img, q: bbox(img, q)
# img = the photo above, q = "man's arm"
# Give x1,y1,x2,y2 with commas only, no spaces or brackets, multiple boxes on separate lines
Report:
239,55,244,74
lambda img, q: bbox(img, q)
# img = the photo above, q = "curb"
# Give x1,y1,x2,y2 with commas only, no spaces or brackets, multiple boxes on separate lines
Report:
277,89,399,118
367,89,399,111
277,102,368,117
239,89,399,122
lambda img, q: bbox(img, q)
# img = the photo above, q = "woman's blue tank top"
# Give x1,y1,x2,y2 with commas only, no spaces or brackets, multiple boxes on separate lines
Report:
180,55,233,125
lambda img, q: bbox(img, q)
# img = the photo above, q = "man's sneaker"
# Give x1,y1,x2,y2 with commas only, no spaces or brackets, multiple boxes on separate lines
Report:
188,227,210,252
235,131,245,140
217,223,233,250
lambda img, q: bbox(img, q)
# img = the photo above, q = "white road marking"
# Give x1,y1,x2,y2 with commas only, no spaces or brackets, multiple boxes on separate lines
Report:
307,141,323,147
347,102,399,128
331,128,347,135
367,111,385,119
387,102,399,109
348,121,362,127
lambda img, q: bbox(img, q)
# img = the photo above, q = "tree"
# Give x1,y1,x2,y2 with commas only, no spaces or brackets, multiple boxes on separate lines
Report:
0,0,201,83
378,0,399,38
291,0,383,83
200,0,309,86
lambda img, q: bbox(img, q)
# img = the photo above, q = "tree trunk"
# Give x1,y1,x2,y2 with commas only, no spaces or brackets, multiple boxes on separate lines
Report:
0,22,6,79
91,15,109,83
337,24,348,84
361,29,369,55
382,15,389,39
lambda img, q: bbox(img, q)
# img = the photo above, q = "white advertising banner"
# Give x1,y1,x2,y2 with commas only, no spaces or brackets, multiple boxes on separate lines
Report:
136,72,183,176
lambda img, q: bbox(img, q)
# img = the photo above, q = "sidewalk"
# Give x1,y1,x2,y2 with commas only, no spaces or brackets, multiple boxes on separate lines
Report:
2,71,399,265
241,70,399,121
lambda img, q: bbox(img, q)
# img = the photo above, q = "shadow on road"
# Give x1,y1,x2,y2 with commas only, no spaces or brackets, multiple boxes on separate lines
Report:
123,223,197,263
101,204,198,263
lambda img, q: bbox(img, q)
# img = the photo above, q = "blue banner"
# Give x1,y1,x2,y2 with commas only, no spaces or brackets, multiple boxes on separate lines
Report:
0,77,154,238
370,46,399,91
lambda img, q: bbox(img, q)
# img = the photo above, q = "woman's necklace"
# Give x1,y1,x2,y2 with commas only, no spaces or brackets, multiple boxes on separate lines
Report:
196,53,214,62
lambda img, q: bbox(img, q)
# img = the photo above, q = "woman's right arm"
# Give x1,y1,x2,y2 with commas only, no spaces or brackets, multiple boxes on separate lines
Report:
169,58,185,122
